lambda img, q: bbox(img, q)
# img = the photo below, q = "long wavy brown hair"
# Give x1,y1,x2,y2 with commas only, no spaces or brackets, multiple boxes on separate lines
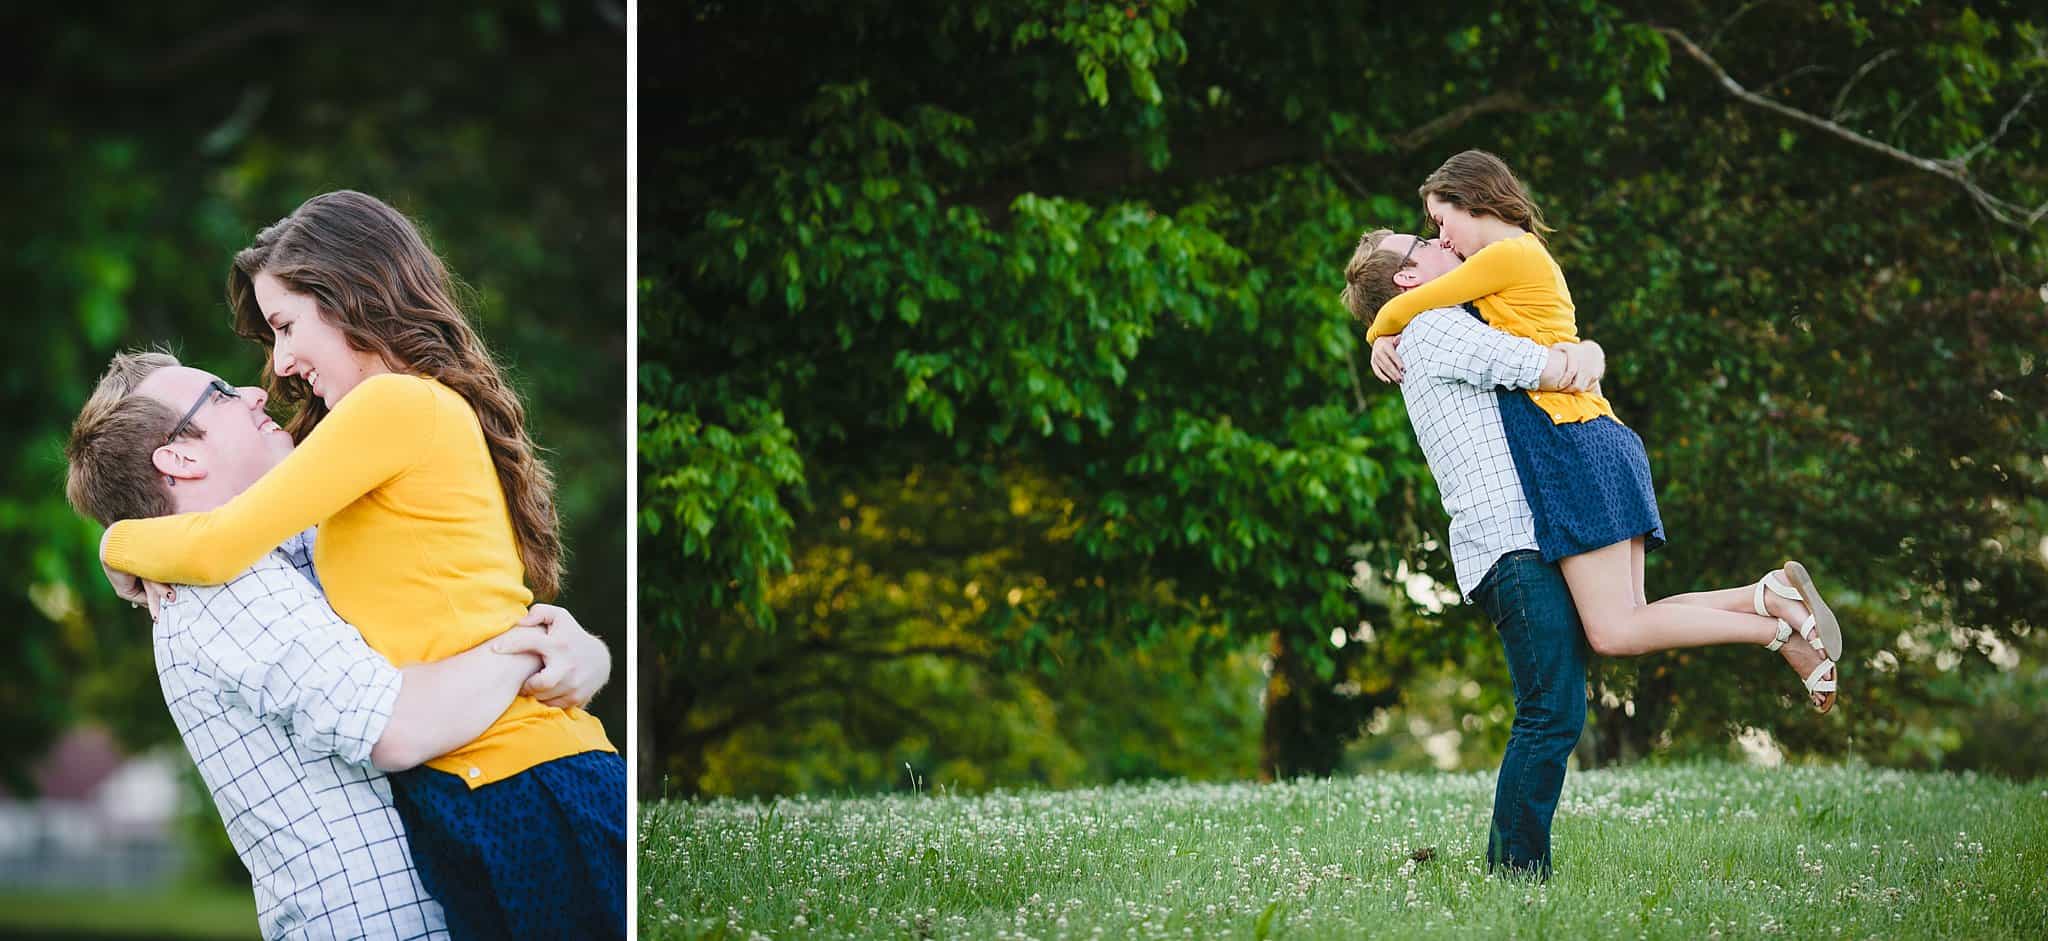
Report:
1418,149,1555,240
227,191,564,600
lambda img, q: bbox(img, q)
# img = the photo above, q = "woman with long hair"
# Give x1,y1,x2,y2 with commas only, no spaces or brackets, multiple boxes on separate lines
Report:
99,191,623,939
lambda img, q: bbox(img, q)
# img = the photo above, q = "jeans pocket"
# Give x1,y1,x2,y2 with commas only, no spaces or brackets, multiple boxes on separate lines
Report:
1476,557,1522,634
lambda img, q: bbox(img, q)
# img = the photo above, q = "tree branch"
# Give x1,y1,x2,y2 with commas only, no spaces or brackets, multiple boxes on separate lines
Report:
957,92,1546,217
1321,154,1373,201
139,11,326,82
805,638,991,665
1831,48,1901,120
681,681,836,749
1659,27,2048,230
1708,0,1771,52
836,681,948,743
1385,91,1537,152
1960,85,2041,168
1761,64,1831,97
1888,84,1938,138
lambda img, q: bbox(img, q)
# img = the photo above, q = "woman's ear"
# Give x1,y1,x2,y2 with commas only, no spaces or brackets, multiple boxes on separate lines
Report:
151,443,208,485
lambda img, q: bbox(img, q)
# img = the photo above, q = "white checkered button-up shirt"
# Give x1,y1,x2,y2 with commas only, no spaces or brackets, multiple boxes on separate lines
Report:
154,528,448,940
1395,306,1552,600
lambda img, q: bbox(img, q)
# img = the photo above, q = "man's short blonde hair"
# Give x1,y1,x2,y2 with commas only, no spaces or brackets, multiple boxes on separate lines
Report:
65,350,185,527
1339,228,1407,325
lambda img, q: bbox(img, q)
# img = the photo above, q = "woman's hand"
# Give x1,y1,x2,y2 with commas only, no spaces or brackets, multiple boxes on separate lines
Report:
142,580,173,620
98,528,150,608
496,603,612,710
1370,336,1405,383
102,561,148,609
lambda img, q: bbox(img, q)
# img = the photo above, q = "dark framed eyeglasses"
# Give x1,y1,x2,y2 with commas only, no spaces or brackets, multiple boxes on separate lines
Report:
1398,235,1425,268
166,380,239,443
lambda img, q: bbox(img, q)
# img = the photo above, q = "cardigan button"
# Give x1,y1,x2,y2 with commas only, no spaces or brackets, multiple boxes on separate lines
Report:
467,767,481,780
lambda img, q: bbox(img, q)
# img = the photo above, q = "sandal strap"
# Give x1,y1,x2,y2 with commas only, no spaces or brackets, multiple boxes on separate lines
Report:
1794,613,1826,656
1764,618,1792,651
1754,571,1800,618
1803,658,1837,693
1758,571,1822,655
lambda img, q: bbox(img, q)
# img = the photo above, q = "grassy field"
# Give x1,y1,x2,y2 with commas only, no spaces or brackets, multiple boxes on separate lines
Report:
0,884,258,939
641,763,2048,940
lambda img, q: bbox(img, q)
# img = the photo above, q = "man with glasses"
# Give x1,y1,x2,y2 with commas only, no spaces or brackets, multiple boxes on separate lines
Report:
1339,230,1605,879
64,350,611,939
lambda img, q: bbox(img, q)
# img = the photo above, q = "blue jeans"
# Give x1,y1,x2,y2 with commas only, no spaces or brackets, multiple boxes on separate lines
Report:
1470,550,1588,879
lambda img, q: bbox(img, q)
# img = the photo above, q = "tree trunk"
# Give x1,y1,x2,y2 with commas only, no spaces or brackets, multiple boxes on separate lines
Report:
1582,666,1670,767
637,643,664,798
1259,628,1392,780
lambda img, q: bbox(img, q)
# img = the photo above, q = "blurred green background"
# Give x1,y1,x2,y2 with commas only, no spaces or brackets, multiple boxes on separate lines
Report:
2,3,624,936
642,0,2047,800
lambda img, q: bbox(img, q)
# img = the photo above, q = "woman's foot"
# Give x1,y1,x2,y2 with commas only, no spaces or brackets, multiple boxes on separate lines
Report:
1759,568,1836,712
1773,620,1836,712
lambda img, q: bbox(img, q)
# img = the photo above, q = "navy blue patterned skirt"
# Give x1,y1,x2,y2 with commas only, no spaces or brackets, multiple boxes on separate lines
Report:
1495,389,1666,562
390,750,626,941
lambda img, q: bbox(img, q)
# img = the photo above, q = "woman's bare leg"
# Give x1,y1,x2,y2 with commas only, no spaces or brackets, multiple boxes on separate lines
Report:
1658,580,1811,629
1630,538,1648,606
1560,541,1833,706
1560,540,1777,655
1657,586,1759,612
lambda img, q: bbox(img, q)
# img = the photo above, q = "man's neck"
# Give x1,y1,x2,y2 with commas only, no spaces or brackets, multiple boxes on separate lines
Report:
170,484,236,515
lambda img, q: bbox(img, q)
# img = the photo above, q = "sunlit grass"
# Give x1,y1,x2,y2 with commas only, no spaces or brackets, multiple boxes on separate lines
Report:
641,763,2048,939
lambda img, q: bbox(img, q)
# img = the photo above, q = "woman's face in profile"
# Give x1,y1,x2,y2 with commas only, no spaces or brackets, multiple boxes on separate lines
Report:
1424,194,1486,260
252,271,388,408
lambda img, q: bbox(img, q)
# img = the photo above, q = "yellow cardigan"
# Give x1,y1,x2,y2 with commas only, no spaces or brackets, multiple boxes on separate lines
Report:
104,373,612,787
1363,233,1613,425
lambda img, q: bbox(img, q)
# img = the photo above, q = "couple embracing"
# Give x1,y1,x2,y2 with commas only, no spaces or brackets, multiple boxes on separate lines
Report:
64,192,625,939
1340,151,1846,878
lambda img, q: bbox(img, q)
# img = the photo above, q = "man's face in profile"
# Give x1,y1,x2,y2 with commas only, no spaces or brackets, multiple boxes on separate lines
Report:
1388,234,1462,291
132,366,295,497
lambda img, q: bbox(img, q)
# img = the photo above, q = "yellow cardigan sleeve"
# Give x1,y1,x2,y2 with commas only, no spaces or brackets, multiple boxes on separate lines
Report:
103,374,437,585
1363,238,1536,342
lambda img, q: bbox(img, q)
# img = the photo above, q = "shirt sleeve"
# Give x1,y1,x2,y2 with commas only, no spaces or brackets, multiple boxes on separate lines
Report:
1400,308,1551,391
103,374,437,586
280,527,325,590
1364,239,1534,342
178,560,400,766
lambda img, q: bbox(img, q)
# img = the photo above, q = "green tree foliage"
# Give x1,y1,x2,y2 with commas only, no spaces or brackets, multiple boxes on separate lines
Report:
648,0,2047,794
5,4,627,793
